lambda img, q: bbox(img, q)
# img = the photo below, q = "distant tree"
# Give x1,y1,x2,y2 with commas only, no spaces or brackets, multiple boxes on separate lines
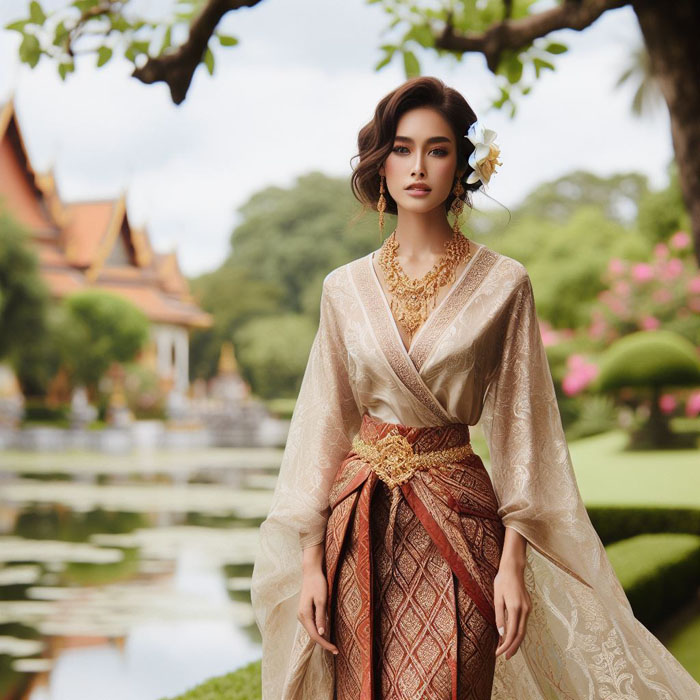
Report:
0,208,54,394
55,289,149,395
234,313,318,399
188,171,378,383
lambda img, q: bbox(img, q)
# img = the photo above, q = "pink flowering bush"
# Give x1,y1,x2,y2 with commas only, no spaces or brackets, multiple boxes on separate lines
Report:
562,353,599,397
581,230,700,421
588,230,700,345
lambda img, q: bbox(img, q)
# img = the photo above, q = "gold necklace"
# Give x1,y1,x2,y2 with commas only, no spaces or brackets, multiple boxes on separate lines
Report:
378,228,472,342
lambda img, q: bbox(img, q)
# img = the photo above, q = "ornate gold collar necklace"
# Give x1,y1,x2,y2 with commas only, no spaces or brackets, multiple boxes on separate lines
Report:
377,229,472,342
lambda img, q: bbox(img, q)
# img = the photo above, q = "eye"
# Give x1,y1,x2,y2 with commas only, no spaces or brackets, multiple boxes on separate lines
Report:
392,146,448,156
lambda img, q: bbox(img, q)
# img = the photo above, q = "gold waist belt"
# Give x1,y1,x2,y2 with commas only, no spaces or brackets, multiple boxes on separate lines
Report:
351,432,474,489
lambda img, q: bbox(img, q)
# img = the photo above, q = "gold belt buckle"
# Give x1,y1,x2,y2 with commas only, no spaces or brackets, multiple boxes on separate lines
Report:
352,430,474,489
373,433,417,488
352,432,422,489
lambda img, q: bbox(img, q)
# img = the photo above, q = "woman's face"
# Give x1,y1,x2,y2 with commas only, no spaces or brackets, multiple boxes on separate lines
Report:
379,107,460,215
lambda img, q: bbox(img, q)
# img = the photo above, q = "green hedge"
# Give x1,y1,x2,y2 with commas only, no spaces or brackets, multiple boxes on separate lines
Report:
587,505,700,545
607,532,700,629
158,658,261,700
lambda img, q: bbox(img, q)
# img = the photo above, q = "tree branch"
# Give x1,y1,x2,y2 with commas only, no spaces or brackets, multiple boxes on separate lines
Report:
437,0,629,72
132,0,263,104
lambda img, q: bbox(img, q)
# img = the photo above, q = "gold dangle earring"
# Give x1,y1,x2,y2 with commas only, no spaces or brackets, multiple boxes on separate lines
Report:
450,175,465,234
377,174,387,242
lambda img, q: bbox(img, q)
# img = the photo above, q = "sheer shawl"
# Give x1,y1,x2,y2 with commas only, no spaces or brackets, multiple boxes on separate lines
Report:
251,256,700,699
250,272,362,699
481,274,700,698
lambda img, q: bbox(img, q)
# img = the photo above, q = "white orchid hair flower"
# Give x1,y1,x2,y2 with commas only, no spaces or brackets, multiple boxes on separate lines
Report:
464,119,502,187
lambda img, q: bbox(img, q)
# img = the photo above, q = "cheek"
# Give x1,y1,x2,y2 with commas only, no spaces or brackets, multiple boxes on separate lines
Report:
384,154,403,177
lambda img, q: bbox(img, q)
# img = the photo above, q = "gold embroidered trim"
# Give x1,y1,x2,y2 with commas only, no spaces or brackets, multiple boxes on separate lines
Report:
352,433,473,489
410,247,499,372
352,256,450,423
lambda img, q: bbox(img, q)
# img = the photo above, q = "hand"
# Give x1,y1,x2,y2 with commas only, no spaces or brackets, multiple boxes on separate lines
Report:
297,565,339,656
494,561,531,660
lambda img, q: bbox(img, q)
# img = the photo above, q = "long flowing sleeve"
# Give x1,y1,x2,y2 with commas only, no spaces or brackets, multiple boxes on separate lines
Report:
251,270,362,699
478,266,700,699
478,270,608,590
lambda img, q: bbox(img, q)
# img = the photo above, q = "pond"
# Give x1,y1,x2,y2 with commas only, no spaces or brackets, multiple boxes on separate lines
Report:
0,447,279,700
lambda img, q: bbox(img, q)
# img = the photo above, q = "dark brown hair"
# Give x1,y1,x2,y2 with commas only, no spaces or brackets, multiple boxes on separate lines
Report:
350,76,480,218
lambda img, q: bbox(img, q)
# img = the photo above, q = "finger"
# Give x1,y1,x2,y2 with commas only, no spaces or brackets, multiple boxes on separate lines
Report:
494,592,506,654
495,607,509,657
500,608,522,659
300,610,339,655
315,596,327,637
496,607,519,657
506,601,530,660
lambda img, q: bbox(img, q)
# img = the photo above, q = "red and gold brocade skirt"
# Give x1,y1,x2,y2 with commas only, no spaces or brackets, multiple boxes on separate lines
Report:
324,412,506,700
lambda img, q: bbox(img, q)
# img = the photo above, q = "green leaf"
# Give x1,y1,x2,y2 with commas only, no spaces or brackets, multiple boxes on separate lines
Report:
493,86,510,109
124,44,138,62
405,23,433,48
505,56,523,84
53,20,69,47
533,57,555,78
160,25,172,53
203,46,214,75
110,16,130,32
72,0,100,11
19,33,41,67
217,34,238,47
403,49,419,77
4,20,29,33
131,40,150,55
58,61,74,80
375,54,392,70
96,46,112,67
29,1,46,25
544,42,568,55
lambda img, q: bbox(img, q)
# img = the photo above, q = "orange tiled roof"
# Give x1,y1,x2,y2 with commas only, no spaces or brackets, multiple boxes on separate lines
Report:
0,96,213,331
62,199,119,268
95,283,212,328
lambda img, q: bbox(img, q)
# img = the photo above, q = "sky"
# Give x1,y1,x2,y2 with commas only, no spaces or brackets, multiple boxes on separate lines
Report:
0,0,673,277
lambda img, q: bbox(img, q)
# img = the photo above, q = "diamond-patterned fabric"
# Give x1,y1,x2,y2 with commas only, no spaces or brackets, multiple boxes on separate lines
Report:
325,412,505,699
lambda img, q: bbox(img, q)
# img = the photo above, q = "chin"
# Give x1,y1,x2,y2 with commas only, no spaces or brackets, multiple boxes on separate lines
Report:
400,195,439,212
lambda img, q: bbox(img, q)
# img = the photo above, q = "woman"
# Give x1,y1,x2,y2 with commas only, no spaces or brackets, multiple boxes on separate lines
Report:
251,77,700,699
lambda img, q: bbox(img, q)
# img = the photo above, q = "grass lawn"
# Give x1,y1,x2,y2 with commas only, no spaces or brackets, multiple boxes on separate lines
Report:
560,429,700,508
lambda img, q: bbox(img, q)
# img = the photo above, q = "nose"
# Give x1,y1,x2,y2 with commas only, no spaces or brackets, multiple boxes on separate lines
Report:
411,153,426,177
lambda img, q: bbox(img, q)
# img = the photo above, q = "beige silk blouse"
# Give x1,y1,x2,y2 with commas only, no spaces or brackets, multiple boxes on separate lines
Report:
250,243,700,699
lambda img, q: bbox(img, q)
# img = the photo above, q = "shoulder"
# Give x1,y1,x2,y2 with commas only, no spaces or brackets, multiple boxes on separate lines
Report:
483,247,529,285
323,252,371,291
472,247,535,325
322,259,355,293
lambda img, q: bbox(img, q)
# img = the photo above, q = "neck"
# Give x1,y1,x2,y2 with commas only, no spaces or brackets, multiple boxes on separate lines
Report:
390,207,457,260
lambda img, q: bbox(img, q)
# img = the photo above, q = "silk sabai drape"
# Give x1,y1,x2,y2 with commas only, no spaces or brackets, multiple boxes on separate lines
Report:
251,243,700,699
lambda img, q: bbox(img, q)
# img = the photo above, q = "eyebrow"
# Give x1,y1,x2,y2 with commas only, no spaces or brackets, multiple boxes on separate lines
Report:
394,135,452,145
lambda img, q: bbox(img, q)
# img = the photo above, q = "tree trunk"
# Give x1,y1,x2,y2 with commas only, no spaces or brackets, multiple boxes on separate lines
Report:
632,0,700,266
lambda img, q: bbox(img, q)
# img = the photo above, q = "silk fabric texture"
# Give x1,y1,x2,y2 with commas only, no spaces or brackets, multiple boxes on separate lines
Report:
251,243,700,699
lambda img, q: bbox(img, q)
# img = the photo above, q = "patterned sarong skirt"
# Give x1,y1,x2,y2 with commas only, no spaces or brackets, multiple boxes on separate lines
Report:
324,412,507,700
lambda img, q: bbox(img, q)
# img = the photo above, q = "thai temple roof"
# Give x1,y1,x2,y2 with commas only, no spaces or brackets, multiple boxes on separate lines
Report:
0,96,213,329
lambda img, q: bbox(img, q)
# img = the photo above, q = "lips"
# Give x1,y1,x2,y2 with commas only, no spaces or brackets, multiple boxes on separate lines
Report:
407,185,431,191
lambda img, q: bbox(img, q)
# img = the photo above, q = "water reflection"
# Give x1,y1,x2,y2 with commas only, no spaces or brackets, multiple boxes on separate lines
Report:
0,448,276,699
